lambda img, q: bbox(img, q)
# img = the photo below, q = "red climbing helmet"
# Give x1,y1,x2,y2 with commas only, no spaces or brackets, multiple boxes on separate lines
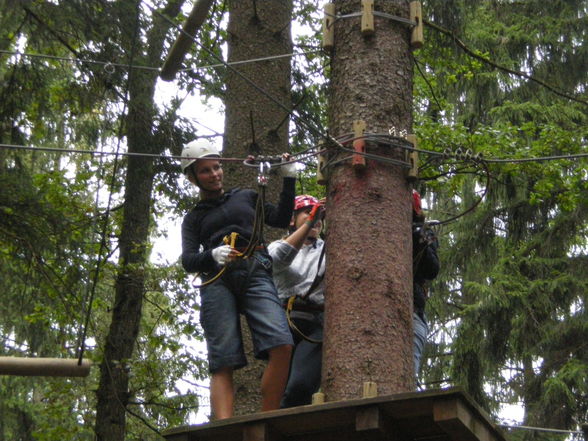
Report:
294,194,320,211
412,189,423,217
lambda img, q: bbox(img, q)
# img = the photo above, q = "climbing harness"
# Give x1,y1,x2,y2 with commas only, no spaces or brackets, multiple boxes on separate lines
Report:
285,240,326,344
191,162,271,289
286,296,323,345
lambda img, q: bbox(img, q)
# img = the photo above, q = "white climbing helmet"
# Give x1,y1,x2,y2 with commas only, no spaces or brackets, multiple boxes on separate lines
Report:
181,139,221,175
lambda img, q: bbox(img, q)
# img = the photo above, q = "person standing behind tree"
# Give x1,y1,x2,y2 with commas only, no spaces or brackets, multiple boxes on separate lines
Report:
411,189,440,377
267,195,325,408
180,138,296,419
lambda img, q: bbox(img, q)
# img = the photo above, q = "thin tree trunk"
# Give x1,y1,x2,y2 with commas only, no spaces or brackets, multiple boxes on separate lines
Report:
223,0,293,416
322,0,414,401
94,1,185,438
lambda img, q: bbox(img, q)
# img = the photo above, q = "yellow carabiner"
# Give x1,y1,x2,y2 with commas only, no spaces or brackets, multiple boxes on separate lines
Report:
223,232,243,257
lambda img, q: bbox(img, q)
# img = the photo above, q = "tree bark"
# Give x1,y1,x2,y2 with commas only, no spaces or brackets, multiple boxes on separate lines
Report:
223,0,293,416
322,0,414,402
223,0,293,190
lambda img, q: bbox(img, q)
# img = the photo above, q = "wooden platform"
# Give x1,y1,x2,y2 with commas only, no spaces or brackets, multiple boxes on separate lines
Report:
163,388,509,441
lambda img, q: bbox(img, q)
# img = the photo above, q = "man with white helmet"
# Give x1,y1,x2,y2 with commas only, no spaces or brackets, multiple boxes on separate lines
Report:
180,138,296,419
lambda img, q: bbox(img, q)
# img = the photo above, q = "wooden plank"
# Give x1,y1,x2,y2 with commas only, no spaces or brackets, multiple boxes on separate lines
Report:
162,389,508,441
270,405,354,437
433,398,496,441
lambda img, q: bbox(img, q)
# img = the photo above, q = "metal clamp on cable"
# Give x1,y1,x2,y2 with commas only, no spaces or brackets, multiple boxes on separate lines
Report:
257,161,271,186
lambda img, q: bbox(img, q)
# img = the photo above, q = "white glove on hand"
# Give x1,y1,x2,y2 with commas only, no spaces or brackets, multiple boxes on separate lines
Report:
281,155,297,178
211,245,232,266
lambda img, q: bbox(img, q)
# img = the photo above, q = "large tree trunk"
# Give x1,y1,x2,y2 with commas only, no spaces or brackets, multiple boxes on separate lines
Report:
94,1,184,439
223,0,293,416
322,0,414,401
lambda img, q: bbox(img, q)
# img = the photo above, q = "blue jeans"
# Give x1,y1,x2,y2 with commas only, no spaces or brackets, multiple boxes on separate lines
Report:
200,253,293,373
281,312,323,408
413,312,428,377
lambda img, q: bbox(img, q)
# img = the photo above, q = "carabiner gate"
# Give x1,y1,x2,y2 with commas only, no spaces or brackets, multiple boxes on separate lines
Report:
257,161,271,186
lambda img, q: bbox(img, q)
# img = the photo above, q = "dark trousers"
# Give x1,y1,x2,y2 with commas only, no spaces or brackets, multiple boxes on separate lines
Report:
280,314,323,408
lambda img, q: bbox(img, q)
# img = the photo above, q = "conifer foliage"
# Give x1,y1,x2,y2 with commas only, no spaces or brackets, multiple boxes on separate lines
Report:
0,0,586,439
416,0,588,436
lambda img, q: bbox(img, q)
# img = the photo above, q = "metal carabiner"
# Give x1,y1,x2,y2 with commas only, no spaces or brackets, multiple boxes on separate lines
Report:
257,161,271,186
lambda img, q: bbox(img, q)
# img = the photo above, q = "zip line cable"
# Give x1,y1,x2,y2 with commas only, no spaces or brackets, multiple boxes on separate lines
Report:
497,424,584,436
6,2,585,252
0,142,318,168
2,141,587,165
0,48,321,74
75,143,124,365
0,135,583,226
414,57,444,111
6,13,584,106
9,2,584,429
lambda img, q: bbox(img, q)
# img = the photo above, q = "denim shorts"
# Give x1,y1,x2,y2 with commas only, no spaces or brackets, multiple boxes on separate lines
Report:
200,252,293,373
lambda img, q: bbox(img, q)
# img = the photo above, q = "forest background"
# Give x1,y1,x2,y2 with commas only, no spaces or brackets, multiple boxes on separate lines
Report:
0,0,586,440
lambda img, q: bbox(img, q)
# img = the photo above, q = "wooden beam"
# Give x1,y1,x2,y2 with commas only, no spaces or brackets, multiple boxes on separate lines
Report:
243,422,284,441
409,2,424,48
322,3,335,51
355,405,380,431
433,398,496,441
362,381,378,398
160,0,215,81
0,357,92,377
243,423,266,441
